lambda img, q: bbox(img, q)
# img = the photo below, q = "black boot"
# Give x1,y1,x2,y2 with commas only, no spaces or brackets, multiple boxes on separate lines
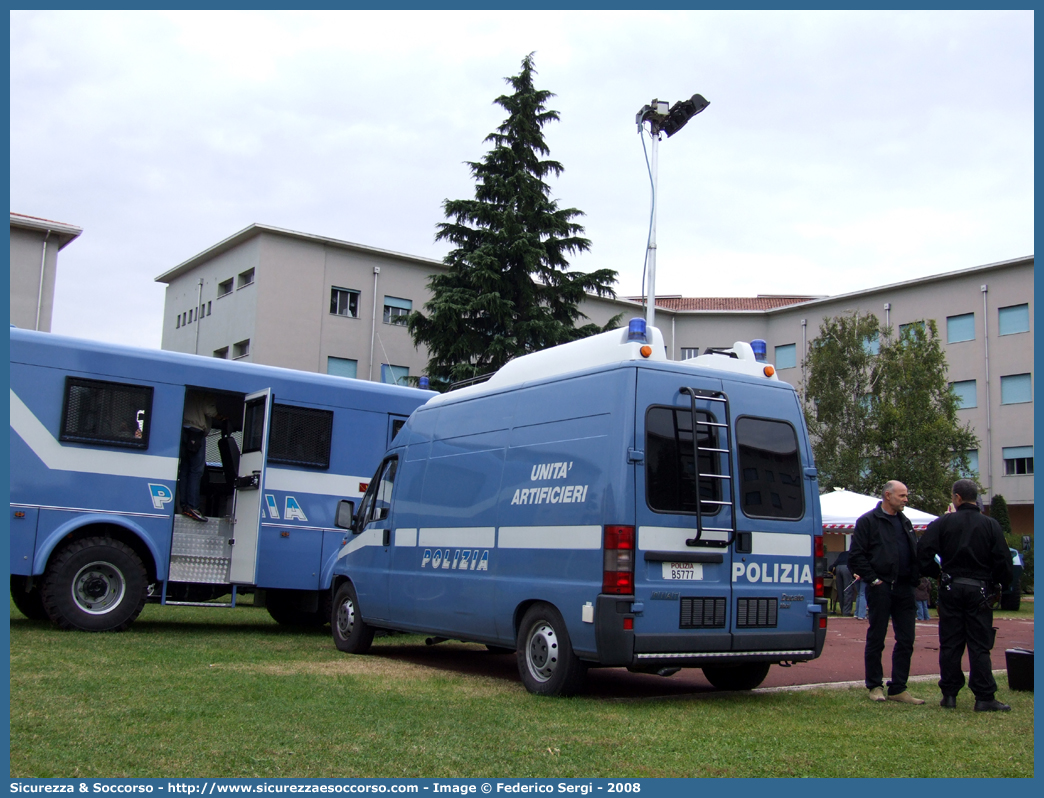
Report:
974,699,1011,712
940,695,956,709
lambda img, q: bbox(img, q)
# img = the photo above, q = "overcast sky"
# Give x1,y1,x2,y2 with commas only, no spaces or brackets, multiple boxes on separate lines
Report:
10,9,1034,349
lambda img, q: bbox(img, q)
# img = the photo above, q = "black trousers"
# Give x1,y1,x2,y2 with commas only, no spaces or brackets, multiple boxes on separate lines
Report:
937,583,998,701
835,564,854,616
864,581,916,694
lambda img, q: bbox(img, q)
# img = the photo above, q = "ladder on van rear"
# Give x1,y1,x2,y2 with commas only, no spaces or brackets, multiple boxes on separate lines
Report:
680,387,736,547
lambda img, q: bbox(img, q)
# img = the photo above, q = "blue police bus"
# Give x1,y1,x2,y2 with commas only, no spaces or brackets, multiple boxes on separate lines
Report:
9,327,432,631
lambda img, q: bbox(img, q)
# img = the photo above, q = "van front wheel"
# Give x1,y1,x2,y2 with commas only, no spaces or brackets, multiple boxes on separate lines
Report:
702,662,771,691
517,603,586,696
332,582,374,654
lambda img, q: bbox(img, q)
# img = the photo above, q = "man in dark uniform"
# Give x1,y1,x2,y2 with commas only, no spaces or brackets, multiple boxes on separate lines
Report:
917,479,1013,711
849,480,925,704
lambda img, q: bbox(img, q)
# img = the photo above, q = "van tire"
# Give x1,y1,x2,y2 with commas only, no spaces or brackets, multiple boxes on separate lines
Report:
332,582,374,654
517,603,587,697
10,576,48,620
702,662,771,691
41,536,147,632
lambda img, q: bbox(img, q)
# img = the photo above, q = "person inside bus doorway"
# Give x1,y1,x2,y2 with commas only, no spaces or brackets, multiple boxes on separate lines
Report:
178,391,222,522
849,480,925,705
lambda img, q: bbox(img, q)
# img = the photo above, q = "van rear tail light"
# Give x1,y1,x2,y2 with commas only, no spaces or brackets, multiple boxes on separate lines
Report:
603,525,635,595
814,534,826,598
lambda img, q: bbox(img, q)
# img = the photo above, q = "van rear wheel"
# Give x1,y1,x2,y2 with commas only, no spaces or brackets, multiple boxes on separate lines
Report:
41,536,147,632
517,603,586,696
702,662,771,691
332,582,374,654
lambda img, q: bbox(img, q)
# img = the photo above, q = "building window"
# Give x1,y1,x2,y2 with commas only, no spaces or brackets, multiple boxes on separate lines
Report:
176,316,181,329
233,339,251,360
946,313,975,343
951,380,976,409
218,279,233,297
330,287,360,318
998,303,1030,336
863,333,880,355
1000,373,1032,405
381,364,409,386
237,269,255,289
383,296,412,325
899,321,925,340
963,449,979,477
775,343,797,370
213,347,228,359
1003,446,1033,476
327,357,358,379
60,377,153,450
680,347,699,360
207,302,212,316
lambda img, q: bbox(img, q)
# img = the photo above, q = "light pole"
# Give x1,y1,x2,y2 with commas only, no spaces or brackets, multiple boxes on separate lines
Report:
635,93,709,332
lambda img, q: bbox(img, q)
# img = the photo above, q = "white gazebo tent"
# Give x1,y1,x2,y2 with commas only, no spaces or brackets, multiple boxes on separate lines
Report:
820,488,938,535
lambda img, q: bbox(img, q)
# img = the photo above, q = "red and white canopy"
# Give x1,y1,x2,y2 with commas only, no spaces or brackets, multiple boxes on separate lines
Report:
819,488,938,531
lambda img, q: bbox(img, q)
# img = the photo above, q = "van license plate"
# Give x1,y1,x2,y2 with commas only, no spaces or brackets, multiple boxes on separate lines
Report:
663,562,704,580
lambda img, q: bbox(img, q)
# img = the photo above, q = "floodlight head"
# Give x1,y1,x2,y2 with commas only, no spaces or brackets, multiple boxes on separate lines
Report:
662,93,710,138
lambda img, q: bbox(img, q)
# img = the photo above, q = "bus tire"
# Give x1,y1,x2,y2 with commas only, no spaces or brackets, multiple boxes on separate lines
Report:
41,536,147,632
517,603,587,697
702,662,771,691
266,590,330,628
332,582,374,654
10,576,48,620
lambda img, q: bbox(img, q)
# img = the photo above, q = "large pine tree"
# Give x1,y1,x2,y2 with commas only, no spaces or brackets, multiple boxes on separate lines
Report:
409,54,619,386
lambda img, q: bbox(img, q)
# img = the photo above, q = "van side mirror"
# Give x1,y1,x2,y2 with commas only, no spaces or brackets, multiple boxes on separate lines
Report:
335,500,355,531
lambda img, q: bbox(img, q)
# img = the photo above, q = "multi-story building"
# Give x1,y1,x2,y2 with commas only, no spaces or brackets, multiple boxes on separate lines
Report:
9,212,82,332
157,226,1032,534
156,224,439,384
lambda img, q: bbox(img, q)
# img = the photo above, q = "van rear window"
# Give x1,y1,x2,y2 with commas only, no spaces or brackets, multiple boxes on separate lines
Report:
645,406,722,515
60,377,153,449
736,417,804,520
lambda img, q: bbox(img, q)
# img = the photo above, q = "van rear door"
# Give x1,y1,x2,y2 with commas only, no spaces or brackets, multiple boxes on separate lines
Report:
729,412,818,654
633,369,734,653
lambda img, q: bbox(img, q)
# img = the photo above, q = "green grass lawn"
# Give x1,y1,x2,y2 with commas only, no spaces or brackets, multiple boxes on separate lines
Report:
10,600,1034,779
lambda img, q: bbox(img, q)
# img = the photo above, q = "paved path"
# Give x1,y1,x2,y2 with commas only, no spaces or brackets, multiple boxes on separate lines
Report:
380,613,1034,699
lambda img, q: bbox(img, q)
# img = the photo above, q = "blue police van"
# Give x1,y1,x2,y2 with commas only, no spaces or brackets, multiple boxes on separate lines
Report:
9,327,432,631
329,320,828,695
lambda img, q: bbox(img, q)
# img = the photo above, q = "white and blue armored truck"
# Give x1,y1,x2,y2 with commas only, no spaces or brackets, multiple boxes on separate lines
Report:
9,327,433,631
329,319,827,695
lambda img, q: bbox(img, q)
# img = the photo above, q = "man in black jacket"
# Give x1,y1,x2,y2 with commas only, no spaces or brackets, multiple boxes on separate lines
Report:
849,480,924,704
918,479,1014,711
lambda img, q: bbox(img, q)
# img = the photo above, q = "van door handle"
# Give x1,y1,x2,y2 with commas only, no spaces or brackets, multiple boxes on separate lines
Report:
383,529,390,547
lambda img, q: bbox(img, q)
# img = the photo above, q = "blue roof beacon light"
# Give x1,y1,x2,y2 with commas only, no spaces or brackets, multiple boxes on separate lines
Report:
750,339,768,363
627,317,648,343
419,376,430,389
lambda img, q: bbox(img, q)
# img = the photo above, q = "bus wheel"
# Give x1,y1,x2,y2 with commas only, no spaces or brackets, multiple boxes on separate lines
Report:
266,590,329,628
517,603,587,697
10,576,48,620
332,582,374,654
702,662,771,691
41,536,147,632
